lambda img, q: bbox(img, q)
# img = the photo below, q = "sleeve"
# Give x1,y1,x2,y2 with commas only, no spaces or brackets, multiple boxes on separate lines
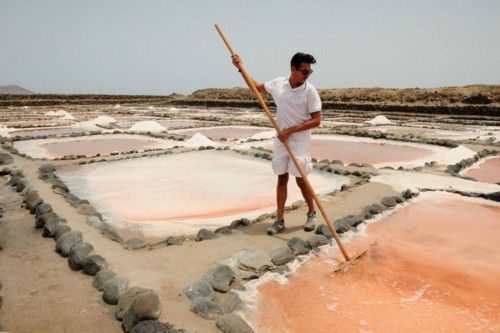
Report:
307,87,322,113
264,77,279,95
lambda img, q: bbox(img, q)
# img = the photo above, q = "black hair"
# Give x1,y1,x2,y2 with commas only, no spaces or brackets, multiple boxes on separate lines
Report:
290,52,316,69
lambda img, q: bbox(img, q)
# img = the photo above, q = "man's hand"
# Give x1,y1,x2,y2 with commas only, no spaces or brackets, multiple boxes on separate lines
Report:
277,128,293,143
231,54,242,70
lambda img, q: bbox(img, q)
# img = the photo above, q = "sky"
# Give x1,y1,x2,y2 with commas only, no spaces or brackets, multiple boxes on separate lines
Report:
1,0,499,95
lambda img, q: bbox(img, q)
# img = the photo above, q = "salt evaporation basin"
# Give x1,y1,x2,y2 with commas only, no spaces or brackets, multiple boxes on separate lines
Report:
9,126,88,138
243,134,439,166
462,156,500,184
243,193,500,333
57,150,349,236
175,126,272,140
13,134,179,159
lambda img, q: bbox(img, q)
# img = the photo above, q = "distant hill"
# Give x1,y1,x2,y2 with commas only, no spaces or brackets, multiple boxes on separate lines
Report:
0,85,35,95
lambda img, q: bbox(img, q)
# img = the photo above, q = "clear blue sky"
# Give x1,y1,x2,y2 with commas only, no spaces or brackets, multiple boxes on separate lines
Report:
1,0,499,95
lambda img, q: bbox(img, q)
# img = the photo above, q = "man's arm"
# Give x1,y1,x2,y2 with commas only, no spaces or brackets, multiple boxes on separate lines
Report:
231,54,266,94
277,111,321,143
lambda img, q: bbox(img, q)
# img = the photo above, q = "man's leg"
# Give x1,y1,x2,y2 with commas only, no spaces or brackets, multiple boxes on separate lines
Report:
295,177,315,214
276,173,289,220
296,176,317,231
267,173,288,235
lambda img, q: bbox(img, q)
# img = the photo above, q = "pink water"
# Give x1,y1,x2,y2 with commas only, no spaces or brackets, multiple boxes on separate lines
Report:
248,195,500,332
180,127,270,140
42,138,162,157
260,138,434,164
463,157,500,184
10,127,88,138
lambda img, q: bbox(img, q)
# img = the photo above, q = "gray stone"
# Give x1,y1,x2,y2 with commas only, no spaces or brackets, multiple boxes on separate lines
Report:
0,153,13,165
230,218,251,228
220,292,243,314
35,211,57,228
42,218,66,238
103,276,129,305
82,254,108,275
93,269,117,291
123,290,162,332
166,236,183,246
54,223,71,240
98,223,123,243
402,189,413,200
24,191,43,213
270,246,295,266
116,286,150,320
39,164,56,174
483,191,500,202
216,314,254,333
55,231,83,257
123,238,147,250
183,280,214,300
381,196,398,208
197,228,217,241
35,203,53,217
129,320,175,333
236,249,273,275
203,265,234,293
366,203,386,214
315,224,333,239
86,215,104,228
333,218,351,233
190,298,223,320
77,203,97,215
16,179,27,192
287,237,310,255
344,214,364,227
68,242,94,270
307,234,330,248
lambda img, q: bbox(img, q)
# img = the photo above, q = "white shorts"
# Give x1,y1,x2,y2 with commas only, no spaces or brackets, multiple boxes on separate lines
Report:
272,137,313,177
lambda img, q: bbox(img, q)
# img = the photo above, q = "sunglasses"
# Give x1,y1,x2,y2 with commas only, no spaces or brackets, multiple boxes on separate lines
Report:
296,68,314,76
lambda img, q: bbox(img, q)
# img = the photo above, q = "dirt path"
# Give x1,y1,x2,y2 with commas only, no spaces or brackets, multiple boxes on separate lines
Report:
0,178,120,333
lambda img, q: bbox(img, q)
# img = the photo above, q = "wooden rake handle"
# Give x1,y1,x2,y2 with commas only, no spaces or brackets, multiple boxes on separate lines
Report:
214,24,350,261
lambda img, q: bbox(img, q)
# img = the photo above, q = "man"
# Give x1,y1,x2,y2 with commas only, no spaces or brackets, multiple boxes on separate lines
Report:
232,52,322,235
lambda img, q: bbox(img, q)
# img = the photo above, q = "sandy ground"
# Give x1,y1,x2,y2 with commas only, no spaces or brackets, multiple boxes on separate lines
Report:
0,178,120,333
0,151,398,332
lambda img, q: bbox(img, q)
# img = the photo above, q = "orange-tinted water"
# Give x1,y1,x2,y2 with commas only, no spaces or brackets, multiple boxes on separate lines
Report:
42,138,161,157
248,196,500,332
259,138,434,164
311,139,434,164
463,157,500,184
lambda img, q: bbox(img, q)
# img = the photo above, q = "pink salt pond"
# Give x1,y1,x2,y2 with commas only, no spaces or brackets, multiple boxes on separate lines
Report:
246,193,500,332
176,126,272,140
13,134,178,159
252,135,436,166
462,156,500,184
9,126,89,138
57,151,348,236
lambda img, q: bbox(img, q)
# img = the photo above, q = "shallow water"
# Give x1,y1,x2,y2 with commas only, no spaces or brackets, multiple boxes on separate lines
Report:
463,157,500,184
257,137,435,165
13,135,177,159
9,127,88,138
247,194,500,332
58,151,348,235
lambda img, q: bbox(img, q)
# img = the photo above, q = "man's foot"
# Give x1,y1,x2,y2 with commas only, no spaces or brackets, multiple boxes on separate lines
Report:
303,211,317,231
267,219,285,235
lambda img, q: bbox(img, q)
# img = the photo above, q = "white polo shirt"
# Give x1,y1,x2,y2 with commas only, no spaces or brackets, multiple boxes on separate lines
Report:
264,76,321,142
